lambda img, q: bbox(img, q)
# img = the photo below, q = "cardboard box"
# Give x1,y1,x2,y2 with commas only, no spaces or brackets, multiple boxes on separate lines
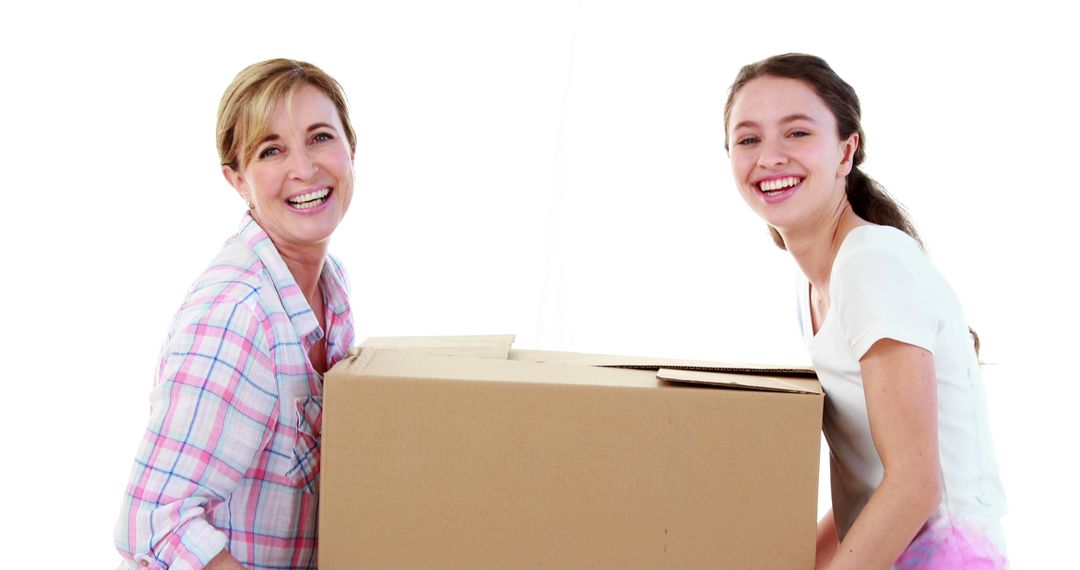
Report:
320,337,822,569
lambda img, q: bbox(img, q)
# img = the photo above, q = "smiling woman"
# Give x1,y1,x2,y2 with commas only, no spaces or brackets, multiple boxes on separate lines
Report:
113,59,357,570
222,83,355,262
724,54,1007,569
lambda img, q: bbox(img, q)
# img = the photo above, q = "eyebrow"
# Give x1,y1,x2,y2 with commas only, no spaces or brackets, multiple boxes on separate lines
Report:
732,113,818,131
255,133,280,146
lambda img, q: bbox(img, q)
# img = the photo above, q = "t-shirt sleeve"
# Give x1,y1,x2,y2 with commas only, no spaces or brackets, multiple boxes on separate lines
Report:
833,240,941,361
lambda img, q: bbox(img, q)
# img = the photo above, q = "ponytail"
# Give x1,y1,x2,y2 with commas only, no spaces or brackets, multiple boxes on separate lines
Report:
845,167,924,251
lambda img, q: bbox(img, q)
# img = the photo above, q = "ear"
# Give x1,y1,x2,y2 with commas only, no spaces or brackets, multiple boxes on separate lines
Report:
837,133,860,177
222,165,251,205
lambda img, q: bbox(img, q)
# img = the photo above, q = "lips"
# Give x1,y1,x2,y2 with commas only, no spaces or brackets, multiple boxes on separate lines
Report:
753,175,803,204
287,187,332,210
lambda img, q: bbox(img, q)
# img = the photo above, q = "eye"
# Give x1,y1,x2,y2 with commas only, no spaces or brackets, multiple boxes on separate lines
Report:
258,146,282,159
789,130,811,138
736,135,759,146
312,132,334,144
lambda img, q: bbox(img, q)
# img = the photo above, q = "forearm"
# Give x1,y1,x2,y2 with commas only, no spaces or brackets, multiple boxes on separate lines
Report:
815,510,838,569
826,472,940,569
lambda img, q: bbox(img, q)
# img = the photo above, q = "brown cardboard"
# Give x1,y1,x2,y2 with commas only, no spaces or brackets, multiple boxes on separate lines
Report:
509,347,816,376
361,333,516,359
656,368,821,395
321,341,823,569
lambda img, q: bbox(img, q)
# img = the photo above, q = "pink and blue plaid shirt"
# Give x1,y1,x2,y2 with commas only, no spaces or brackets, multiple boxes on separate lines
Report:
115,214,355,569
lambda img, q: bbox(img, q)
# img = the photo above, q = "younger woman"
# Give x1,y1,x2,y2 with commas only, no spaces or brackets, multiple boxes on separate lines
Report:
724,54,1007,569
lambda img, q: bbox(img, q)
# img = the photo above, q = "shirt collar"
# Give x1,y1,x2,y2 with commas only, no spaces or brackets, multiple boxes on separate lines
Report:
320,253,351,320
238,213,322,346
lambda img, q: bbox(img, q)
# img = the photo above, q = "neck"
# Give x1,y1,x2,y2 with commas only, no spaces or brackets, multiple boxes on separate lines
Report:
780,200,866,292
274,239,328,304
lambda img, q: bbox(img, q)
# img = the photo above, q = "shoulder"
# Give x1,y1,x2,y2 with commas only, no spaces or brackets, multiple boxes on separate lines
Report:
829,226,946,357
829,226,940,322
183,234,269,312
832,225,929,287
837,224,923,264
168,234,277,347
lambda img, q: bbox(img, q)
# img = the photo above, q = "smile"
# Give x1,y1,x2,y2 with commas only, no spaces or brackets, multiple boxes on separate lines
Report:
287,187,332,210
758,176,803,194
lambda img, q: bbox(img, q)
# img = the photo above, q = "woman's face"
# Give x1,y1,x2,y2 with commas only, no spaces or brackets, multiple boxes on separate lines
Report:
727,76,857,236
227,83,354,251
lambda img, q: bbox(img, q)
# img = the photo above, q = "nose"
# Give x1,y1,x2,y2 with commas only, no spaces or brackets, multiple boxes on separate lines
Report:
756,137,788,169
288,146,319,181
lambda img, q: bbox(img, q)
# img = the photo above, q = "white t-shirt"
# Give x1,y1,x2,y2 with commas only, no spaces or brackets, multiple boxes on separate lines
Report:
798,225,1008,567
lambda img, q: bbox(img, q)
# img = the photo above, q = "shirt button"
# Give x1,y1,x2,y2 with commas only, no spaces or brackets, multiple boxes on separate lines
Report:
139,560,150,567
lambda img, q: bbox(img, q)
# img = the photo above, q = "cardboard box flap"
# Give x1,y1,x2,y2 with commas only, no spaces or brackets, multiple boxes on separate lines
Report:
355,334,516,360
509,349,815,378
334,347,661,389
658,368,822,395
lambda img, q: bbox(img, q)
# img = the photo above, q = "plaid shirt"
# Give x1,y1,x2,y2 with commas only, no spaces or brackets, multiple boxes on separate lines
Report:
115,215,354,569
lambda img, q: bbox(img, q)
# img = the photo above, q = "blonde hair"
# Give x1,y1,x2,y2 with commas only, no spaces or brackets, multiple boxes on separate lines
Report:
217,58,356,170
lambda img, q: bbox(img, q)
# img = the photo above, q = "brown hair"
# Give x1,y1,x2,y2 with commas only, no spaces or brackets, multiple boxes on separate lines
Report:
217,58,356,171
723,53,922,251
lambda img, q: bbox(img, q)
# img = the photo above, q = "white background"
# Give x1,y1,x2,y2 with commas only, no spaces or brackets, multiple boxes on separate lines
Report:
1,0,1076,566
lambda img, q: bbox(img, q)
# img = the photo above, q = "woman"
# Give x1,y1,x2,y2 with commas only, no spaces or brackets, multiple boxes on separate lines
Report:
115,59,356,569
724,54,1007,569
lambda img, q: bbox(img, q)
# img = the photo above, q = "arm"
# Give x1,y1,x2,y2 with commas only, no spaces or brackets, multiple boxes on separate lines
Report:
206,549,248,570
114,303,276,569
815,509,838,569
825,339,942,570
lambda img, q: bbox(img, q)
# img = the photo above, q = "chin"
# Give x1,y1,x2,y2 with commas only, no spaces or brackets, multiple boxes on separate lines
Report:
272,222,339,248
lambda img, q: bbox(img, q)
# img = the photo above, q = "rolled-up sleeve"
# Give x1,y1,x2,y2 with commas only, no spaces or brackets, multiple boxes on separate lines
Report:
115,301,278,569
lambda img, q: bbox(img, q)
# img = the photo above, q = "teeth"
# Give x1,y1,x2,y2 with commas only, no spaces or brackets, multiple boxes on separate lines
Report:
760,177,801,192
291,197,327,210
288,188,331,204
